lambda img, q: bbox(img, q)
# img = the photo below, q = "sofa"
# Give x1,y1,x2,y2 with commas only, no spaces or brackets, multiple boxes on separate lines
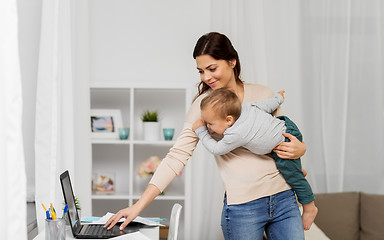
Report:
313,192,384,240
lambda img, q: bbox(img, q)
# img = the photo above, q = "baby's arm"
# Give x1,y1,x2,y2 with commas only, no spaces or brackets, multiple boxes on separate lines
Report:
194,126,243,155
192,118,205,132
253,92,284,114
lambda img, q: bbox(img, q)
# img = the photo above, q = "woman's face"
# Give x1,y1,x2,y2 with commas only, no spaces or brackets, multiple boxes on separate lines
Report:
196,54,236,90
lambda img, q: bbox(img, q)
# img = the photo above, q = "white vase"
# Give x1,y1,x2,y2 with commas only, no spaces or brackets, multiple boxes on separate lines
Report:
143,122,161,141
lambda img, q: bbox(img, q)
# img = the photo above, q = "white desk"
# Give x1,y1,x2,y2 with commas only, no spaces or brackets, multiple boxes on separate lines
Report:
33,225,159,240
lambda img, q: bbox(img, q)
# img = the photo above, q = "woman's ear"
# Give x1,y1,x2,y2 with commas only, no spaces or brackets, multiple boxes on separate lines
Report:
226,115,235,127
229,59,237,68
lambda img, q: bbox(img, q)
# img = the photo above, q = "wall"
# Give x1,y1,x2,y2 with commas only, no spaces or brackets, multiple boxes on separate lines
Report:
20,0,210,203
17,0,42,201
89,0,210,87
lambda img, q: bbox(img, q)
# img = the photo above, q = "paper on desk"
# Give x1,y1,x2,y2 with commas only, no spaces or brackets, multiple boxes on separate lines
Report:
108,231,151,240
93,212,163,226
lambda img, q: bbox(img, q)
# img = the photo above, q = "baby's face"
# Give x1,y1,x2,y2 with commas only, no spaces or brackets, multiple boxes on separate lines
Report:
201,107,231,135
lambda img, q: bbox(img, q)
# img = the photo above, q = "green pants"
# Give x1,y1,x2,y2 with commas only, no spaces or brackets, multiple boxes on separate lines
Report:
270,116,315,205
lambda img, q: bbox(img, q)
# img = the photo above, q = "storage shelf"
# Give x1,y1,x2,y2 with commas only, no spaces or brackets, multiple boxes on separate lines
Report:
92,139,131,144
92,194,185,201
92,193,130,200
91,139,176,145
90,86,190,239
91,81,188,89
133,195,186,201
133,140,176,146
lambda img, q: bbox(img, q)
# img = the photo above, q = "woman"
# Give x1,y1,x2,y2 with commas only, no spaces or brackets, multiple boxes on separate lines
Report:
105,32,306,239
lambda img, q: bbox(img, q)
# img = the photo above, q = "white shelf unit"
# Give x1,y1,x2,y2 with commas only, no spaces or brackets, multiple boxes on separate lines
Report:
90,83,191,240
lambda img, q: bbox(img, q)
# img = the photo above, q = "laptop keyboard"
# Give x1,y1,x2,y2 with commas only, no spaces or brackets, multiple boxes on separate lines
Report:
82,224,120,236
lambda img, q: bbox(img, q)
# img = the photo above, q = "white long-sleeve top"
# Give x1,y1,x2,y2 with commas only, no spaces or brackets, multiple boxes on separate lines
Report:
195,93,286,156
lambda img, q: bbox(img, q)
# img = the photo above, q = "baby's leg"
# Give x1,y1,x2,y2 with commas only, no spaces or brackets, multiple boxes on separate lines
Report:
274,116,317,230
272,155,317,230
300,168,317,230
302,201,318,231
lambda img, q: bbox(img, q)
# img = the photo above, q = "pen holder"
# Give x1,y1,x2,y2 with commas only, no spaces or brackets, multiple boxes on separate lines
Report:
45,218,66,240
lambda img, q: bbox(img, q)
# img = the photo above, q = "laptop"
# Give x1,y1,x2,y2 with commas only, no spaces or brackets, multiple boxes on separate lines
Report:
60,170,139,239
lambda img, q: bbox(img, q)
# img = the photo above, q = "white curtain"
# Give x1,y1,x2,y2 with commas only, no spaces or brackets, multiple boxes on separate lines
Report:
300,0,384,193
0,0,27,239
191,0,384,239
35,0,75,231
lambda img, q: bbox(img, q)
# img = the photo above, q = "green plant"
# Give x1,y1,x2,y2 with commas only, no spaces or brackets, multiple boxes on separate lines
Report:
63,196,80,210
74,196,81,210
141,110,158,122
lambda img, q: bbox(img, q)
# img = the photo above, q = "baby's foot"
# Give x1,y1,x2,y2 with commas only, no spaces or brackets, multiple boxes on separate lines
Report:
302,206,318,231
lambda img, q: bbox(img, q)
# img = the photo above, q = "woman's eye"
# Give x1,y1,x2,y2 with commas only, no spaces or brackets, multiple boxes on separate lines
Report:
198,70,203,74
209,68,216,72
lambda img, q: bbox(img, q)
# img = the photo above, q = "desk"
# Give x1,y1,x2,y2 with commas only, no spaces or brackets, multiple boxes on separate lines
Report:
33,225,159,240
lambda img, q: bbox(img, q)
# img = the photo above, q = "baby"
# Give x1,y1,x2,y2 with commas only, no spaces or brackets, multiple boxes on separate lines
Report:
192,88,318,231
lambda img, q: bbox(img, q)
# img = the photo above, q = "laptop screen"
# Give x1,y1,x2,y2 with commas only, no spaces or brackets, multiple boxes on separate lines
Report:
60,170,82,235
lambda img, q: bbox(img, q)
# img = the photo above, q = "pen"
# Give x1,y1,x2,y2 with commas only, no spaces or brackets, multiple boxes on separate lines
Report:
50,203,56,220
42,203,50,219
48,208,52,220
53,206,57,218
62,204,68,218
41,203,47,212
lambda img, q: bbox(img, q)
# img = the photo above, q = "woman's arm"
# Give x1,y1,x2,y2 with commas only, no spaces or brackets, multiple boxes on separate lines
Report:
104,184,161,230
273,132,306,159
105,95,206,230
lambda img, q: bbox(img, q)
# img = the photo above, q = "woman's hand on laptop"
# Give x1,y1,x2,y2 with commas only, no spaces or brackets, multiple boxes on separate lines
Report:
104,184,161,230
104,205,140,230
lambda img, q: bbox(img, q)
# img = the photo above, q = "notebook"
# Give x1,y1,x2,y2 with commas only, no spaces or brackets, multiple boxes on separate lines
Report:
60,170,139,239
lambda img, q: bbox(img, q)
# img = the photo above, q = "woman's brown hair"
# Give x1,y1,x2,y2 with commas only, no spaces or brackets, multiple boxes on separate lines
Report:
193,32,243,100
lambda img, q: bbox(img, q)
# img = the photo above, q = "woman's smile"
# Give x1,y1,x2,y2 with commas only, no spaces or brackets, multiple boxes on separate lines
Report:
208,80,218,87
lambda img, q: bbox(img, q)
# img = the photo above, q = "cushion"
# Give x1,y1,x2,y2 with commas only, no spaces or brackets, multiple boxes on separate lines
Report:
298,206,330,240
304,222,330,240
360,193,384,240
314,192,360,240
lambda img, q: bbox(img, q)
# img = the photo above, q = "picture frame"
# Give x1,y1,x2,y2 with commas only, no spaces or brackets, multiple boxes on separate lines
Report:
92,172,115,194
90,109,123,139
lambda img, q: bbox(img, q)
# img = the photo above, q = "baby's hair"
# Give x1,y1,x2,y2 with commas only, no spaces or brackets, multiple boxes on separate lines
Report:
200,88,241,121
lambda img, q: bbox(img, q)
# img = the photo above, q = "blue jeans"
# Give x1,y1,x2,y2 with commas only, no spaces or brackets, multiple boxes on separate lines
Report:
221,190,304,240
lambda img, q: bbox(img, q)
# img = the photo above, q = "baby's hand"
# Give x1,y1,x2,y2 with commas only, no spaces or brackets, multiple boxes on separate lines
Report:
278,90,286,99
192,119,205,131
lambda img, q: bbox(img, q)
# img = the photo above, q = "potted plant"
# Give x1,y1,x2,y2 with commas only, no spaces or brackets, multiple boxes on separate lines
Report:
141,110,161,140
74,196,81,217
